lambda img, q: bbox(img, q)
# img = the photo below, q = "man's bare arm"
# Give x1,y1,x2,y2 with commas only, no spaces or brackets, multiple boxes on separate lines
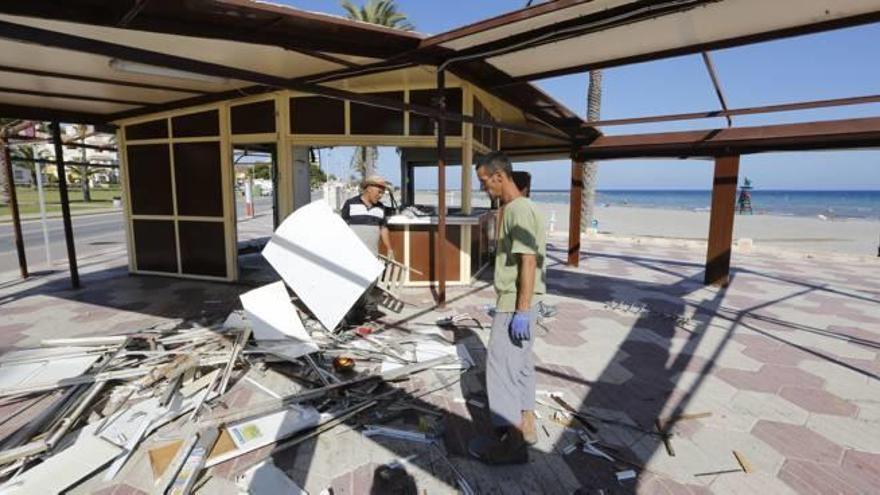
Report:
516,254,537,311
380,226,394,258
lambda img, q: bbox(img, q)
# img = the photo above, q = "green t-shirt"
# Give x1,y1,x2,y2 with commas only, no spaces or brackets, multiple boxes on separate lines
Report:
494,196,547,312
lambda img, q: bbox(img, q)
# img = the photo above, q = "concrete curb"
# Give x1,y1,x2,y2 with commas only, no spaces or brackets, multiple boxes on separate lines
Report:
0,209,122,226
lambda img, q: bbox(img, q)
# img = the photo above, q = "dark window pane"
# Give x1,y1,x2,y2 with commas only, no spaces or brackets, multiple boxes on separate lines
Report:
133,219,177,273
290,96,344,134
444,87,463,136
172,109,219,137
231,100,276,135
125,119,167,140
127,144,173,215
409,88,463,137
408,89,435,136
350,91,403,135
173,142,223,217
472,98,485,145
178,221,226,277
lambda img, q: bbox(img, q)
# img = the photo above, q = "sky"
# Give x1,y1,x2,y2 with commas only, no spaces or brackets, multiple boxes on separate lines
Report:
283,0,880,191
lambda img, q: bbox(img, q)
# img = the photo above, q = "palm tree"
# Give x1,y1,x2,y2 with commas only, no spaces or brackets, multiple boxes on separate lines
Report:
0,118,24,205
581,70,602,232
11,144,51,185
341,0,413,180
73,123,92,202
349,145,378,182
341,0,413,31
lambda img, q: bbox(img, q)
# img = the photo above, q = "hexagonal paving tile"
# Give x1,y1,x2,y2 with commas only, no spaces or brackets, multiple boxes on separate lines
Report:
752,420,844,465
805,415,880,454
779,387,858,417
729,391,810,425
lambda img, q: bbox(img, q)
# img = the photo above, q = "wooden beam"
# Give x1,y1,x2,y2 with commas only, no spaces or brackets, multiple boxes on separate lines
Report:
0,0,421,59
0,64,203,94
580,117,880,159
0,85,146,106
567,157,584,267
51,121,79,289
436,70,447,307
700,52,732,128
587,93,880,128
705,155,739,286
0,103,110,126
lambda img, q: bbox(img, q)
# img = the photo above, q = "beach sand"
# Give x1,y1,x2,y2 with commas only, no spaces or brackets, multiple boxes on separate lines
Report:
413,192,880,257
542,203,880,257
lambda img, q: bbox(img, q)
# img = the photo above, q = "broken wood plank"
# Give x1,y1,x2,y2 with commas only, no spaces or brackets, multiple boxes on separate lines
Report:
733,450,754,473
200,355,455,427
551,396,598,433
168,427,220,495
149,440,184,479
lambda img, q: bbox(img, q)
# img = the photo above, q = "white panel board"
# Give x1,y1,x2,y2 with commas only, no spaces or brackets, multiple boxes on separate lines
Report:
261,200,384,330
0,350,100,391
239,281,315,345
237,460,307,494
0,432,122,494
206,406,320,467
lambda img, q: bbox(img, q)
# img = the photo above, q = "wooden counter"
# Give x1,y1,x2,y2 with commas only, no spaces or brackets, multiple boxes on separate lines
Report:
380,210,495,286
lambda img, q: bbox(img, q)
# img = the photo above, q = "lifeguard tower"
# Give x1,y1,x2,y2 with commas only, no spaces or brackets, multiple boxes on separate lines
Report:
738,177,754,214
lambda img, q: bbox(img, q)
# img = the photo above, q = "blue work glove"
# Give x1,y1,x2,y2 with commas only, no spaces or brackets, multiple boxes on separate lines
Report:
509,311,531,343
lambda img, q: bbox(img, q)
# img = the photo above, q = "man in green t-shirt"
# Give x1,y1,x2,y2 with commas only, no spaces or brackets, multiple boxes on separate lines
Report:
469,152,546,465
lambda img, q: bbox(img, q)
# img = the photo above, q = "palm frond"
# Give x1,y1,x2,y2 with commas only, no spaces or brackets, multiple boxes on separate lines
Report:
339,0,413,30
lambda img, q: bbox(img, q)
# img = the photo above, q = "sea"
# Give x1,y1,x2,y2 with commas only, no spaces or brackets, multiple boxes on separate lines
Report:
528,190,880,220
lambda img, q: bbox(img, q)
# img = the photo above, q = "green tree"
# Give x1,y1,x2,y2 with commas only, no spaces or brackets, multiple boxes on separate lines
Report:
67,165,109,189
11,144,51,185
341,0,413,30
310,163,328,189
252,163,271,180
0,119,33,204
341,0,413,180
73,124,92,202
0,120,14,204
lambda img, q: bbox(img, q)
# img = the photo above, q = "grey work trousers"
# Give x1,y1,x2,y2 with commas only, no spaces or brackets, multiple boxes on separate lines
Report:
486,309,537,427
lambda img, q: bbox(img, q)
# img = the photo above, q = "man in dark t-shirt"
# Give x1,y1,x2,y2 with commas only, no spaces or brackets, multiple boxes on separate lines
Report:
340,175,394,258
340,175,394,326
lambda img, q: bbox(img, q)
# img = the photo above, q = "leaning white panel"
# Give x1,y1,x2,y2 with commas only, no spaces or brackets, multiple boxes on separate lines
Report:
261,200,384,331
239,281,315,344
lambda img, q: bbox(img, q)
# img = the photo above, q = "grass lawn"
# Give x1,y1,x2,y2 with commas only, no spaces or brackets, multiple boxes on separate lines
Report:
0,185,122,219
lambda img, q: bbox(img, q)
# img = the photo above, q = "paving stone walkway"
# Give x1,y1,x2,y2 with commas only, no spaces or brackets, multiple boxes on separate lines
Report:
1,236,878,494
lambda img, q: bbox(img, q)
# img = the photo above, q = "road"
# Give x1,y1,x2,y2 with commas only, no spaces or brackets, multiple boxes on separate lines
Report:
0,196,275,275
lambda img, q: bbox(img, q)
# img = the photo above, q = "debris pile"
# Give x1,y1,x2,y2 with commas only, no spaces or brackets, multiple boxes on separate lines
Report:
0,201,474,493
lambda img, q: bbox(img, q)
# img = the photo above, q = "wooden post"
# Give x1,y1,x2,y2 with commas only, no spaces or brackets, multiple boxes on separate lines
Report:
436,70,447,306
52,121,80,288
705,155,740,286
2,143,28,278
568,156,584,267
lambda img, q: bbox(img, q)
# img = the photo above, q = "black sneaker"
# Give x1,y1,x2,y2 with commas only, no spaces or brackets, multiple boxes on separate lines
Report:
468,430,528,465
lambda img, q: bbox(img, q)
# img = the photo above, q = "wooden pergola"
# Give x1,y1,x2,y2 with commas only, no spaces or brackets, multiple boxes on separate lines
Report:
0,0,878,298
